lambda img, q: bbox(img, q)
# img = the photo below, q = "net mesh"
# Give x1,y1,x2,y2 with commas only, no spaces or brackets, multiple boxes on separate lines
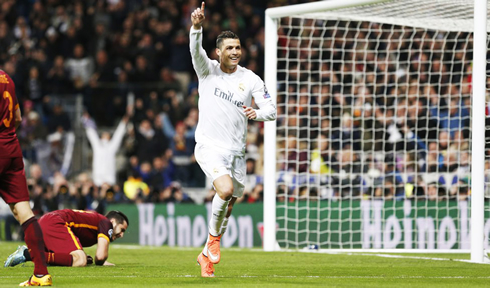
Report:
274,0,490,250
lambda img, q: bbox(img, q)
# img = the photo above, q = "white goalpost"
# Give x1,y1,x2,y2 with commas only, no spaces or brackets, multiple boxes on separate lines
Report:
263,0,489,262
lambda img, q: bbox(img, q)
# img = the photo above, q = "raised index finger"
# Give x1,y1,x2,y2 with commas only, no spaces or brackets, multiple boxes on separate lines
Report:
201,2,205,12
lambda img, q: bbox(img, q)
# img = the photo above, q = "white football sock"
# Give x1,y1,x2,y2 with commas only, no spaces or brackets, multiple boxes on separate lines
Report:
220,217,229,235
208,193,229,237
202,238,209,256
203,216,230,257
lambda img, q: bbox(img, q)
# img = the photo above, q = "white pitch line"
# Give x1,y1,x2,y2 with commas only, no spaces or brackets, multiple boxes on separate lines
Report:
2,275,490,279
110,245,198,251
336,252,490,265
0,275,138,279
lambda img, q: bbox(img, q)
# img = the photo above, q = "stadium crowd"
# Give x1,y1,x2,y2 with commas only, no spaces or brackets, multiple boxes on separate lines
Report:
275,18,476,201
0,0,481,229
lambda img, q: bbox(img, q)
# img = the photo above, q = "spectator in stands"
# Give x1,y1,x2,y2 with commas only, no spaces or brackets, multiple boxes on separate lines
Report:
24,66,44,112
81,107,131,187
282,135,308,173
90,49,115,85
26,164,49,216
424,141,442,172
426,182,447,201
18,110,48,162
45,99,71,134
451,130,469,151
169,181,195,204
331,113,361,151
0,21,13,62
441,148,459,173
2,60,21,97
406,98,438,142
132,55,156,83
65,43,94,90
242,183,263,203
437,130,450,155
134,118,167,163
46,55,73,94
149,156,174,192
123,170,150,203
382,154,404,198
60,25,80,60
170,29,192,92
457,151,470,175
158,67,181,93
138,161,153,185
89,22,112,56
169,122,195,185
439,98,470,138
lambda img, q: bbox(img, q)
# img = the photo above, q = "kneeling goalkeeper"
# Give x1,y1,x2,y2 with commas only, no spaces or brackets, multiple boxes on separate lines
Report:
5,209,128,267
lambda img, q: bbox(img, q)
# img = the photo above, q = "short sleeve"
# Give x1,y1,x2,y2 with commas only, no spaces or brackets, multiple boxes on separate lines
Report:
98,218,113,243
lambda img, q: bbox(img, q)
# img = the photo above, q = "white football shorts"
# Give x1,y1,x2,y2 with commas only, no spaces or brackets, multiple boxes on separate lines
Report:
194,143,245,198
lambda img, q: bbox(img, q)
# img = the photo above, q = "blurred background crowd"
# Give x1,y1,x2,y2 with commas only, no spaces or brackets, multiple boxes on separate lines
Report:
0,0,482,236
0,0,320,223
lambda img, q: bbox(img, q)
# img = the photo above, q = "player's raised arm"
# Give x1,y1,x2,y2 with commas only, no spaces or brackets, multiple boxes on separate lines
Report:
191,2,205,30
189,1,213,78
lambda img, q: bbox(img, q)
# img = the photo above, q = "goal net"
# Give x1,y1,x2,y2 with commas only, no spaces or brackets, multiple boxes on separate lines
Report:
263,0,490,255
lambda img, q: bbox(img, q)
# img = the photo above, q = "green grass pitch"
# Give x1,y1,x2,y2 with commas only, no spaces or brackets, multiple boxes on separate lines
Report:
1,241,489,287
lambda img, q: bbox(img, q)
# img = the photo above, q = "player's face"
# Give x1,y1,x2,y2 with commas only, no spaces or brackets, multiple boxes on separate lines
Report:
112,221,128,241
217,38,241,72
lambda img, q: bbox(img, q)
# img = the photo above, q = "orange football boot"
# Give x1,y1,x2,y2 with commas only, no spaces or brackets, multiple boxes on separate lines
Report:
197,253,215,277
206,234,222,264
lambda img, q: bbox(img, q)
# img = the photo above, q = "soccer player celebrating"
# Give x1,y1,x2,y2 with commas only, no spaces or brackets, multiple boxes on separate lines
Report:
0,69,52,286
189,2,276,278
5,209,128,267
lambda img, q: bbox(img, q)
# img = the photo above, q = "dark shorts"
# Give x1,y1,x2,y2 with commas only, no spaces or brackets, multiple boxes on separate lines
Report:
0,157,29,204
39,213,83,254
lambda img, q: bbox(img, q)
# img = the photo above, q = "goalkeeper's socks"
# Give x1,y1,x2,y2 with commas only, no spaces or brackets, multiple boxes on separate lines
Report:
22,217,49,275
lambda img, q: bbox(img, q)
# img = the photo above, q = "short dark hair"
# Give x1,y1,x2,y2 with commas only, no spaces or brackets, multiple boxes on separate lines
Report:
216,31,239,49
106,210,129,226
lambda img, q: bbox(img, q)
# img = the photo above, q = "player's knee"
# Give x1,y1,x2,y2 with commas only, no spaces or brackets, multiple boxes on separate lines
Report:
9,202,34,224
8,204,18,219
71,250,87,267
219,187,234,200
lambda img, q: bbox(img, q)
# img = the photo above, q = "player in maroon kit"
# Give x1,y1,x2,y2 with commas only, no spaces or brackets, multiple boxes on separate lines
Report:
5,209,129,267
0,69,52,286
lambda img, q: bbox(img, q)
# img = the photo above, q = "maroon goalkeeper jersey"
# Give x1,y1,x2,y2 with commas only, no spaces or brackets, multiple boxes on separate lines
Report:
0,70,22,158
51,209,114,247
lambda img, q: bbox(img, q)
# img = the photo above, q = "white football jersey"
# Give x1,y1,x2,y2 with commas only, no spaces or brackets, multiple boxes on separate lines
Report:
189,27,276,154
